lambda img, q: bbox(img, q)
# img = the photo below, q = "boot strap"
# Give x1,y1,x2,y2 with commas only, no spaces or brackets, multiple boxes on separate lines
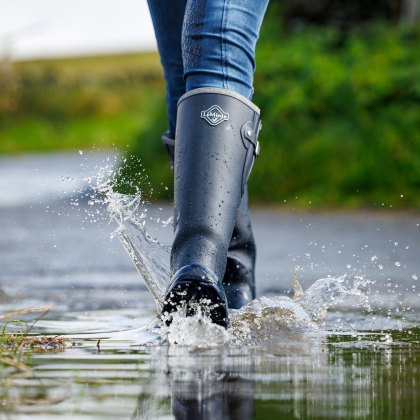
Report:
162,133,175,169
240,117,262,194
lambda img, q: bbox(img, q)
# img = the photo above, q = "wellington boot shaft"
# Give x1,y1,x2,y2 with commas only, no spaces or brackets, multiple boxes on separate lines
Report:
162,134,256,308
171,88,261,282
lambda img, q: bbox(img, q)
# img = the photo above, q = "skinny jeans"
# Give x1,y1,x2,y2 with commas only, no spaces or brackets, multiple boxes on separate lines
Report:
147,0,269,138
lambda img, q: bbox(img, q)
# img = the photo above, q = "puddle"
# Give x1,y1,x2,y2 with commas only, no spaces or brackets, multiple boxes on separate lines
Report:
1,316,419,419
1,153,419,418
1,278,419,419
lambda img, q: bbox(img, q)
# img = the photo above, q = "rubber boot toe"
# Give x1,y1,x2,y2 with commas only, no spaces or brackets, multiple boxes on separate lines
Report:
162,264,229,328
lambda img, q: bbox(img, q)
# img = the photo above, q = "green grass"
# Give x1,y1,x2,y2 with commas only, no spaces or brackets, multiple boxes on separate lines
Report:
1,111,152,154
13,51,162,82
0,307,65,375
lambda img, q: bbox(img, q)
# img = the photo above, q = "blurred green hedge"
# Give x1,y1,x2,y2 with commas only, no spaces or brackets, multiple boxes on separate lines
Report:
117,13,420,208
0,53,164,154
251,13,420,208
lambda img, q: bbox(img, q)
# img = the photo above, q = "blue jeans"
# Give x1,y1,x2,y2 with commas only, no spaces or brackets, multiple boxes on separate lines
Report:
147,0,269,138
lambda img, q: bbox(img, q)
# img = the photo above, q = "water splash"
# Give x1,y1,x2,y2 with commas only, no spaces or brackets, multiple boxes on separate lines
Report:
229,295,319,343
156,273,371,347
109,193,170,312
229,275,371,344
162,311,229,348
295,275,372,323
83,159,171,312
86,161,373,347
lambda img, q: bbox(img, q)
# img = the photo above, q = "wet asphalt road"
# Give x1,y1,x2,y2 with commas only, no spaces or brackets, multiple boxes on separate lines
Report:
0,152,419,312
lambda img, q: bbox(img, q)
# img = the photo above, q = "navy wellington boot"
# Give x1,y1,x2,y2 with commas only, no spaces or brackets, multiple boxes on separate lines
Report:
161,88,261,327
163,134,256,310
223,188,256,309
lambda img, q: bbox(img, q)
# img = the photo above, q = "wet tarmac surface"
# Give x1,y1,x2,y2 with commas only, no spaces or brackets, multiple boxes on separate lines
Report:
0,152,419,312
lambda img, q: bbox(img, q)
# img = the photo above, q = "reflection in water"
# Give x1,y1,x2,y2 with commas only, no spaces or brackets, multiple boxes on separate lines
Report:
130,331,419,419
0,317,419,418
140,346,260,419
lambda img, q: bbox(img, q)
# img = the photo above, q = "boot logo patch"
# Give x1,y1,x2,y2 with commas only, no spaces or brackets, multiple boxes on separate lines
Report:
201,105,229,126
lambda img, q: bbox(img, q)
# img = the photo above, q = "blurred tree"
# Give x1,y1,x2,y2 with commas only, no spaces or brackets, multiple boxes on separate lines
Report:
402,0,420,21
274,0,420,29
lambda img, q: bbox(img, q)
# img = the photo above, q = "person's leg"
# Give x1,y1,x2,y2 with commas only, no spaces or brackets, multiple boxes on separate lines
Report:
183,0,268,310
146,0,187,139
147,0,264,310
183,0,269,99
163,0,269,326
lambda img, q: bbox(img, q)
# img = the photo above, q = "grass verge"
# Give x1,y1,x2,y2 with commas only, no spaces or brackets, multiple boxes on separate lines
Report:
0,307,66,375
